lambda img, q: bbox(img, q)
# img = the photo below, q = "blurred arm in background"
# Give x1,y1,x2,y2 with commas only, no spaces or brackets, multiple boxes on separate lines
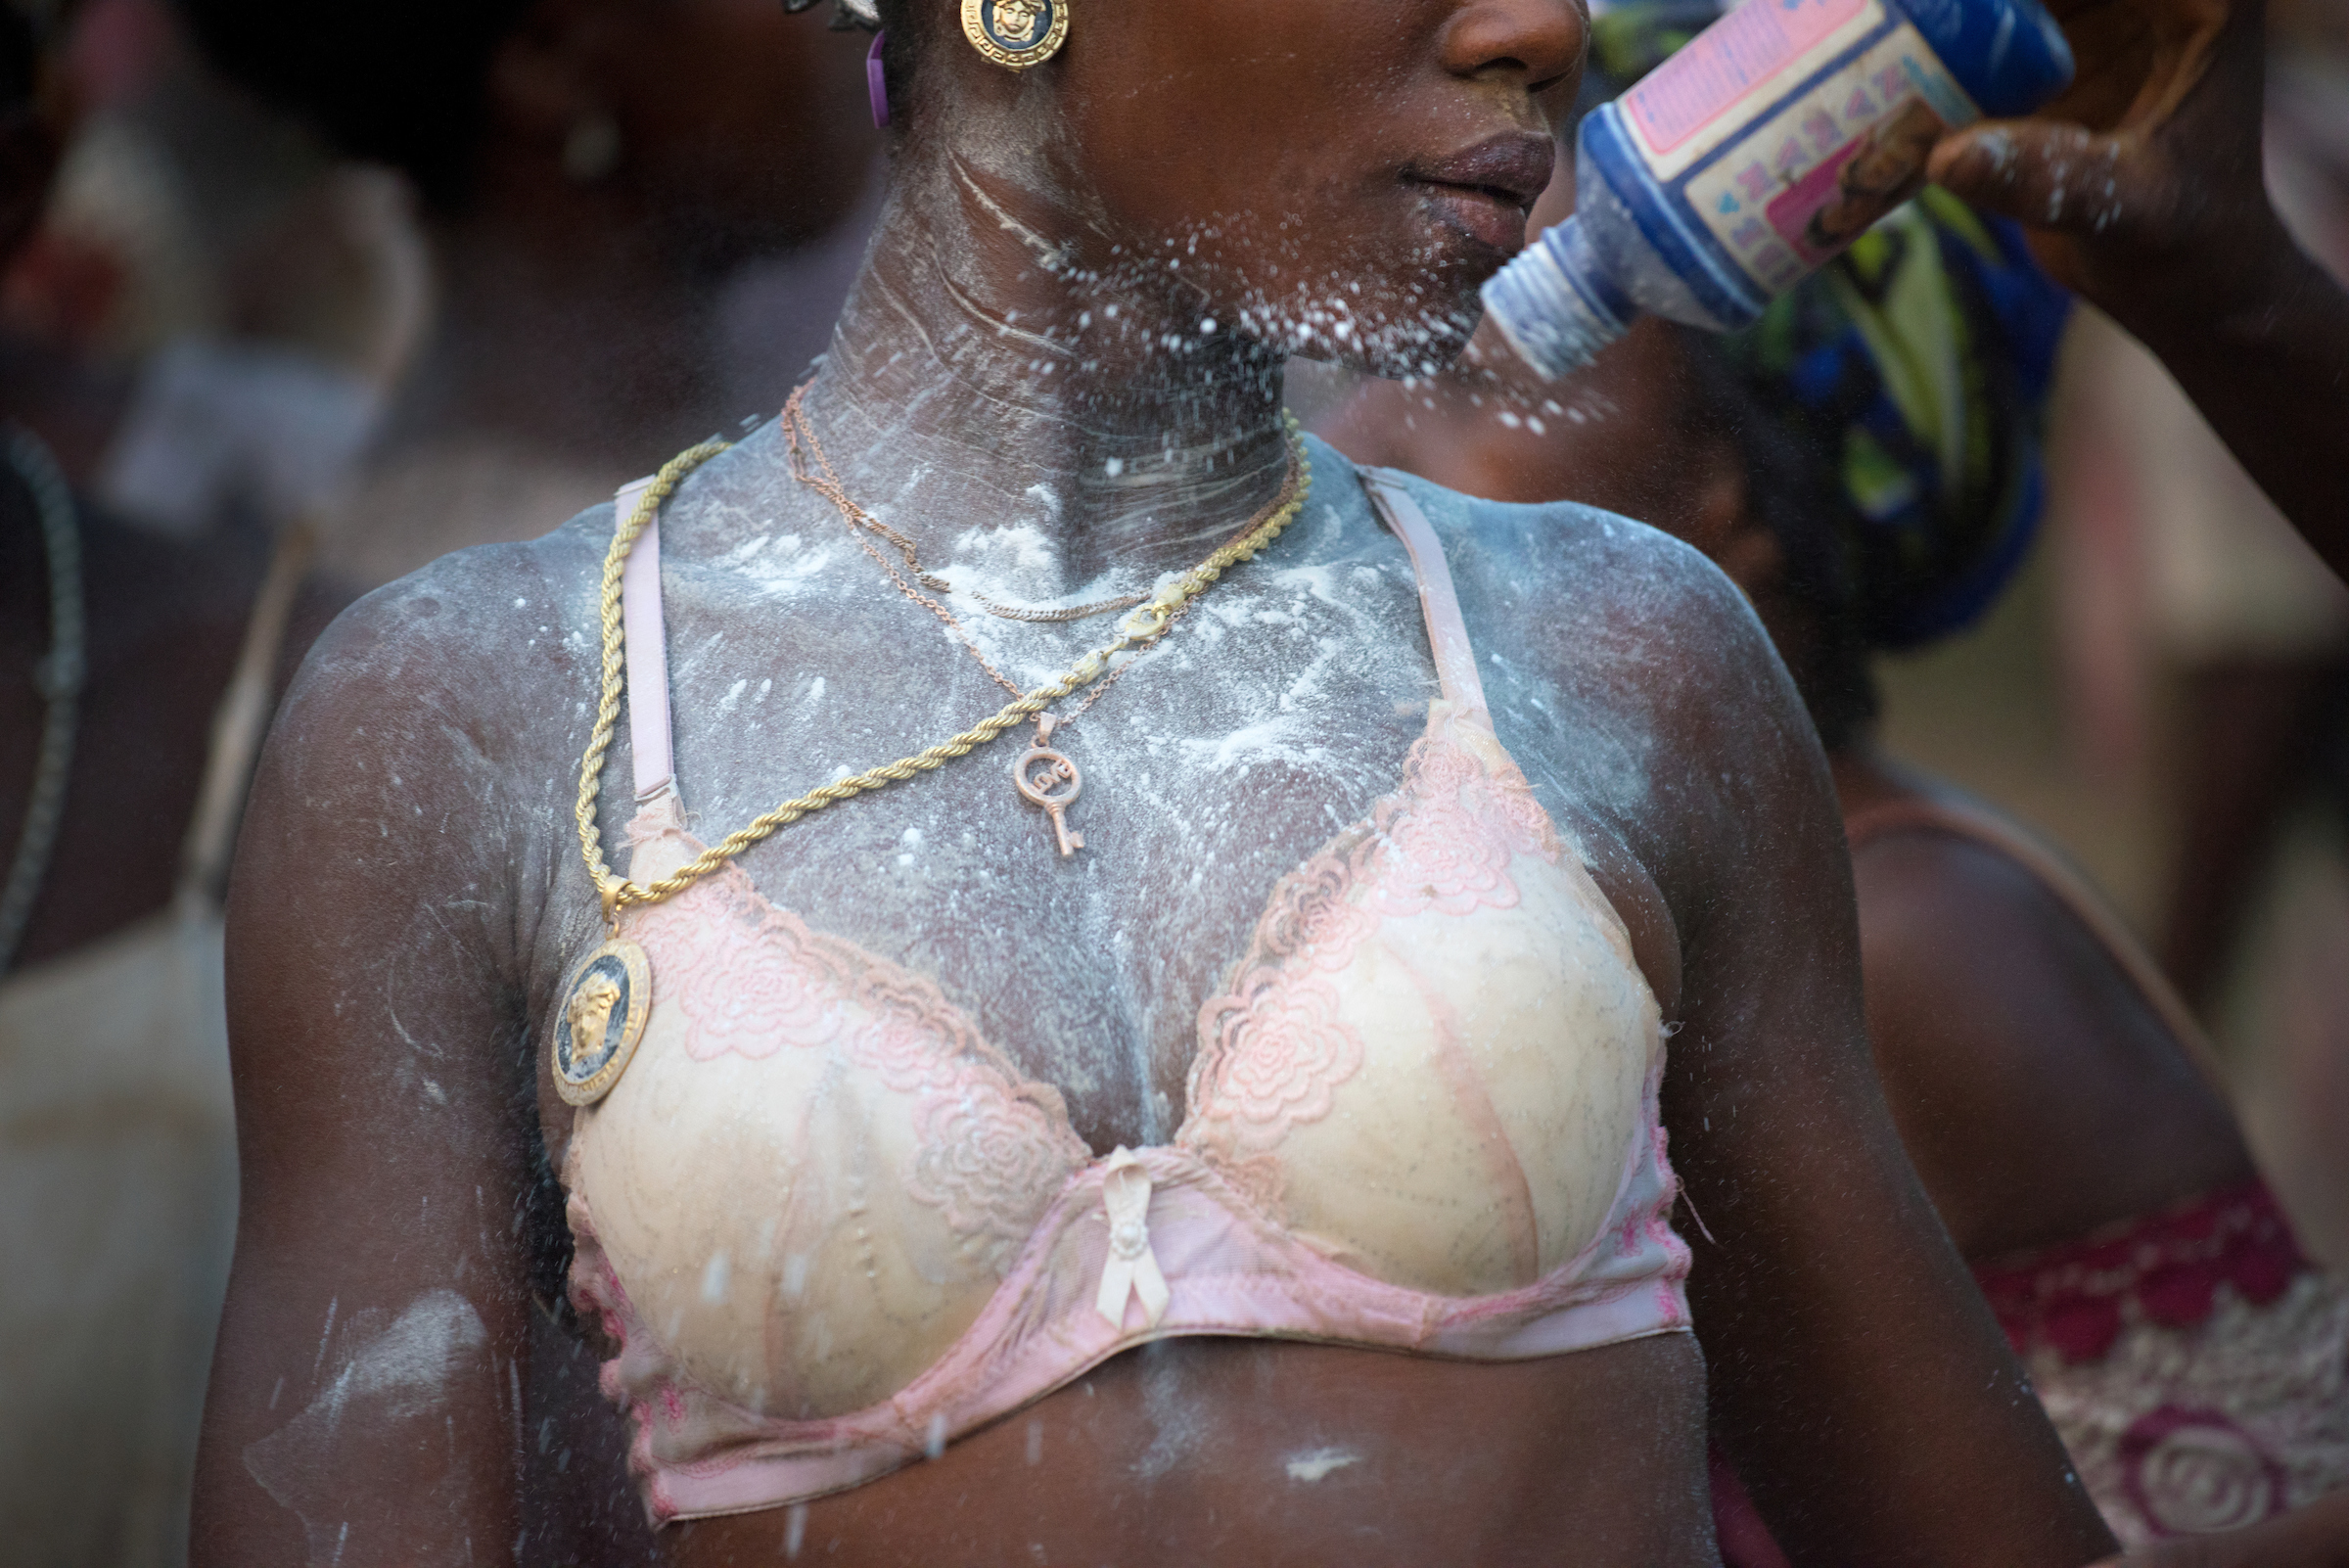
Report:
1928,0,2349,565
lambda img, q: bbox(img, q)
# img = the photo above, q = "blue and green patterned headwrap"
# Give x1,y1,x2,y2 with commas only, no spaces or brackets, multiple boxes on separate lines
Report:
1589,0,2072,650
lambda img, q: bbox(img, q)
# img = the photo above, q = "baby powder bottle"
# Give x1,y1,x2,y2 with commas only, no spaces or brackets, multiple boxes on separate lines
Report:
1483,0,2072,375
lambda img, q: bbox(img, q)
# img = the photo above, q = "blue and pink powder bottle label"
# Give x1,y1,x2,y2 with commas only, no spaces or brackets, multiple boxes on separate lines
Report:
1483,0,2071,375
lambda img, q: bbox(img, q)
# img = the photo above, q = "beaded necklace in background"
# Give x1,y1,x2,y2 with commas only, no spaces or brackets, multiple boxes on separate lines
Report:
0,425,84,976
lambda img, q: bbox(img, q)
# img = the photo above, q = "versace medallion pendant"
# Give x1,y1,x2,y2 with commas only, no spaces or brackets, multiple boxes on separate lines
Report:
962,0,1066,70
551,938,651,1106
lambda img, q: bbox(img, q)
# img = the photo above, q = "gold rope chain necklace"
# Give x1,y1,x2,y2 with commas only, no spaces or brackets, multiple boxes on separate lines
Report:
573,400,1312,928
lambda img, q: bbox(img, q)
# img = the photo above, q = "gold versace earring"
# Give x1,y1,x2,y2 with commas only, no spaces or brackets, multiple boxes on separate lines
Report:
962,0,1066,69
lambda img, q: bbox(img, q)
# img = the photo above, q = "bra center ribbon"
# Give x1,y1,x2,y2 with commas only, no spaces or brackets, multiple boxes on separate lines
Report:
1095,1148,1171,1330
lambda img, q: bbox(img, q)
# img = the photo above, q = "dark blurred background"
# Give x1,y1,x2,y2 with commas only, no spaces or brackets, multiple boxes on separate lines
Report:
1,0,2343,1559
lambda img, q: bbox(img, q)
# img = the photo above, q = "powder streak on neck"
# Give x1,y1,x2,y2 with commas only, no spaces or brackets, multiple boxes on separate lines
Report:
807,145,1298,594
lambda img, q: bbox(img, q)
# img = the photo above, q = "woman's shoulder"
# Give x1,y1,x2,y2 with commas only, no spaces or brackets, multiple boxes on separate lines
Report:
276,501,620,773
1350,460,1781,717
1339,459,1825,918
1842,782,2256,1252
1351,461,1751,633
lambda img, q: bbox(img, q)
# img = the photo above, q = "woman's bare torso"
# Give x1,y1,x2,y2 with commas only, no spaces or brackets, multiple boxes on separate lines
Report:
205,390,2122,1565
678,1336,1711,1566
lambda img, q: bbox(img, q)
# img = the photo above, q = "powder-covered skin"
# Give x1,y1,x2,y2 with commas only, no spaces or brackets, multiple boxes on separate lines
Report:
242,1292,493,1567
301,419,1755,1161
280,71,1776,1155
238,383,1765,1565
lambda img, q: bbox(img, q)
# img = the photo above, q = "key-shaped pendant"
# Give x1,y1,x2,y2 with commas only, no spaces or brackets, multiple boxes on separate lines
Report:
1013,715,1085,857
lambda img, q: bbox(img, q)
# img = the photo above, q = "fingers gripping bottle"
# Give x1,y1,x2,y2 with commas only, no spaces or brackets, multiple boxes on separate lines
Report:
1483,0,2073,376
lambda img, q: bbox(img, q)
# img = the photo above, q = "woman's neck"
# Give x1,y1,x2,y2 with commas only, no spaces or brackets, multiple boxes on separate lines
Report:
804,151,1298,593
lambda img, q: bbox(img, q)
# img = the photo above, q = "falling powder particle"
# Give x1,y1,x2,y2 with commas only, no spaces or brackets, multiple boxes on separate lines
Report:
785,1503,808,1560
925,1411,949,1460
1284,1447,1361,1483
311,1298,338,1378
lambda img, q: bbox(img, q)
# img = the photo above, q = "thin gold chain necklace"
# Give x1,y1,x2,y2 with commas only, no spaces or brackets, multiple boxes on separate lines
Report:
822,484,1144,624
779,385,1307,856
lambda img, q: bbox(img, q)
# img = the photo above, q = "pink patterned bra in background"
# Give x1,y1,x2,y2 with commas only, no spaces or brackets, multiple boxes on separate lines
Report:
1714,1181,2349,1564
561,456,1692,1523
1712,801,2349,1565
1982,1181,2349,1545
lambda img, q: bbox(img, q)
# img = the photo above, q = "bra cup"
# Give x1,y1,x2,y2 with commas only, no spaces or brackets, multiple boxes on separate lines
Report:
1181,709,1662,1299
567,818,1082,1422
1238,855,1657,1296
571,1006,1006,1419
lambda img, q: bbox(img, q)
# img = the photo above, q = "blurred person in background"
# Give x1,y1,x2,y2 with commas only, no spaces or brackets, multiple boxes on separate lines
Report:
2017,0,2349,1277
2143,0,2349,1272
0,1,361,1562
2,0,423,513
1322,11,2349,1556
175,0,882,592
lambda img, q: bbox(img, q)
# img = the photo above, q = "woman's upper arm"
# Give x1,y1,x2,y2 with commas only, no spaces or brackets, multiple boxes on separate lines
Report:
192,586,556,1568
1851,830,2254,1259
1555,545,2115,1565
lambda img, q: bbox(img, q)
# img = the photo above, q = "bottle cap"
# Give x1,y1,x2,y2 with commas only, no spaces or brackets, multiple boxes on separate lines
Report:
1480,216,1634,379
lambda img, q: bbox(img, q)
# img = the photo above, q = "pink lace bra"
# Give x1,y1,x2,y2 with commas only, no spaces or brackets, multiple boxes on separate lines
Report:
561,460,1692,1523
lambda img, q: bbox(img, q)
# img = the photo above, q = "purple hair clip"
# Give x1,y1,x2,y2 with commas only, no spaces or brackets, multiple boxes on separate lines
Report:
867,32,889,128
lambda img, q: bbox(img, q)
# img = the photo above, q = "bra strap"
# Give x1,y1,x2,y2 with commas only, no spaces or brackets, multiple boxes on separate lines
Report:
615,476,678,803
1359,466,1491,720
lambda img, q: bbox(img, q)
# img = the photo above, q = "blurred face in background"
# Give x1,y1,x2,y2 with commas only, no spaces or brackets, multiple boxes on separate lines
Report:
499,0,878,267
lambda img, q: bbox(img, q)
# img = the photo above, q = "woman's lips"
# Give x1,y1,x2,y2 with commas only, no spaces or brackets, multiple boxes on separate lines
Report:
1414,181,1537,252
1406,133,1557,254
